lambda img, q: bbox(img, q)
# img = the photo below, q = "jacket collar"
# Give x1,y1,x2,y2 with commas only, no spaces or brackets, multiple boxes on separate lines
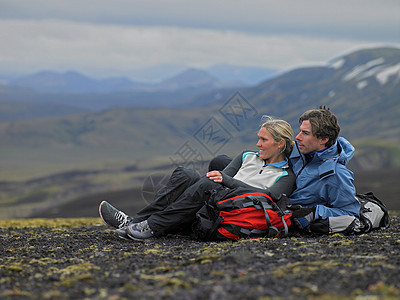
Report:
290,140,340,162
267,158,289,168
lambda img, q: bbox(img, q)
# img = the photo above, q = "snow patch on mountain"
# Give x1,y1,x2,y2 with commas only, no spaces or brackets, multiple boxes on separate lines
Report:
343,58,385,81
357,81,368,90
329,58,345,69
376,63,400,85
342,57,400,86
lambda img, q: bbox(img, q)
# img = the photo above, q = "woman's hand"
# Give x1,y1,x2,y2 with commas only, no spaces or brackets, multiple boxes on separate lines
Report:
206,171,223,183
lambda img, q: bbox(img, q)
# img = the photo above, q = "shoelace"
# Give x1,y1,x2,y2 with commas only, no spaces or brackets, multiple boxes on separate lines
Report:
136,221,150,232
114,211,130,228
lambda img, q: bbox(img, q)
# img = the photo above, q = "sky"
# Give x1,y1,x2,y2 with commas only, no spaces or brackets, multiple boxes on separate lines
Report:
0,0,399,82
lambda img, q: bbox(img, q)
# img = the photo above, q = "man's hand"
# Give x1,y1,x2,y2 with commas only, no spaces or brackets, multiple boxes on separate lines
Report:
206,171,223,183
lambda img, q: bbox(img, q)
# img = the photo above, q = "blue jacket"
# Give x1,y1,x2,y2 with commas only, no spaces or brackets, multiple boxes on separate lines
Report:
289,137,360,220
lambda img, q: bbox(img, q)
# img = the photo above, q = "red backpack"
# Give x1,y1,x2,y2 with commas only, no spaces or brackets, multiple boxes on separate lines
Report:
193,187,293,241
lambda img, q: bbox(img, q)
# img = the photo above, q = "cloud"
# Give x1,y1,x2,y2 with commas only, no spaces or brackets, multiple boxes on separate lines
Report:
0,0,399,80
1,18,396,81
1,0,398,39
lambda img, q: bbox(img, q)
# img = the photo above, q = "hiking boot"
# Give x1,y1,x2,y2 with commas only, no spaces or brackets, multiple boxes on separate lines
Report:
99,200,133,229
126,220,154,240
115,227,131,240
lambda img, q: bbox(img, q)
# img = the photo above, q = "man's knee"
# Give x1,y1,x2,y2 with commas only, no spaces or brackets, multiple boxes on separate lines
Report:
180,166,201,183
208,155,232,171
171,166,201,183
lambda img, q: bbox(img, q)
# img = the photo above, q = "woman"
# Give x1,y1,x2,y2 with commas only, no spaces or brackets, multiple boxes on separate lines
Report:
99,116,295,241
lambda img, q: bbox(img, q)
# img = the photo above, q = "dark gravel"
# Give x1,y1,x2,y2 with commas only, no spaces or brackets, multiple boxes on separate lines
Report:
1,215,399,300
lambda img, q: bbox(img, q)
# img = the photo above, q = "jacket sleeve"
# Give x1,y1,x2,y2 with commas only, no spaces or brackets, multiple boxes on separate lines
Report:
219,152,244,177
314,167,360,220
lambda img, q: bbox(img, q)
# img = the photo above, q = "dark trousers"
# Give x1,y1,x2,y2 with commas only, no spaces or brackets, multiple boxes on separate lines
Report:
132,166,223,236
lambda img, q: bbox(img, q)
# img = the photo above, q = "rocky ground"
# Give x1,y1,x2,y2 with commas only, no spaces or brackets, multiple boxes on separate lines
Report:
1,215,399,300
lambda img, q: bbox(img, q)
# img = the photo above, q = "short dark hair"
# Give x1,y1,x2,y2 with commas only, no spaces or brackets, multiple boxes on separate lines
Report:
299,106,340,148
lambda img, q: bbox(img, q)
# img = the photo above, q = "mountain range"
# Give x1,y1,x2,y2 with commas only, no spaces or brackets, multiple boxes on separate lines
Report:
6,68,247,94
0,64,278,103
0,46,399,176
0,67,257,118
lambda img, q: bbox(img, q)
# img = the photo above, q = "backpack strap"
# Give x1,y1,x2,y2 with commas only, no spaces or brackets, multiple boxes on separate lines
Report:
280,215,289,236
253,198,290,237
239,228,269,237
259,199,290,237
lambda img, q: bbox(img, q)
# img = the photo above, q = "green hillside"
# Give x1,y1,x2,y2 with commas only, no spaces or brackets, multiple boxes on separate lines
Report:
1,47,399,180
0,106,220,181
0,47,399,218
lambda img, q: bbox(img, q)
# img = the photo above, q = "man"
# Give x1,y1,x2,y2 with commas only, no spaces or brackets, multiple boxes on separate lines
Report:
288,107,360,234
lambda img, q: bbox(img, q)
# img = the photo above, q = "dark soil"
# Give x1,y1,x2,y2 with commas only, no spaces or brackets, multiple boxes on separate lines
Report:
1,215,399,300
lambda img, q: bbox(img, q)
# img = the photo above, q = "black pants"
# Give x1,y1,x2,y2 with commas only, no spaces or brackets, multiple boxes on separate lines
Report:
131,166,223,236
132,155,233,236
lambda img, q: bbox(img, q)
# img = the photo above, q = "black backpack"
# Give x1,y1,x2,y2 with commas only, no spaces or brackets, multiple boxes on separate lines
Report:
307,191,390,235
356,191,390,233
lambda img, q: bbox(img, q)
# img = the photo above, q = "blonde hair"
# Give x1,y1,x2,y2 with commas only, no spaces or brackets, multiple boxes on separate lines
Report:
260,115,294,157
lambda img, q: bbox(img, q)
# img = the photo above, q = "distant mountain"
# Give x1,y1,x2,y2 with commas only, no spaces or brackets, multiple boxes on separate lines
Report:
156,68,244,90
207,64,278,85
0,47,399,169
7,68,245,95
9,70,142,93
184,47,400,140
0,68,245,118
247,47,400,139
0,71,228,121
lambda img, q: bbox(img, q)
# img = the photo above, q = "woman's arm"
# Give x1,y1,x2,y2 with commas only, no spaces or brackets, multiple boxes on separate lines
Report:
206,152,244,183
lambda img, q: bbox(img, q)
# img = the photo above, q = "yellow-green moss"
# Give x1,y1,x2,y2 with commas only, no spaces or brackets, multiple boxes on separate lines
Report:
57,261,101,288
272,260,341,278
0,217,102,228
